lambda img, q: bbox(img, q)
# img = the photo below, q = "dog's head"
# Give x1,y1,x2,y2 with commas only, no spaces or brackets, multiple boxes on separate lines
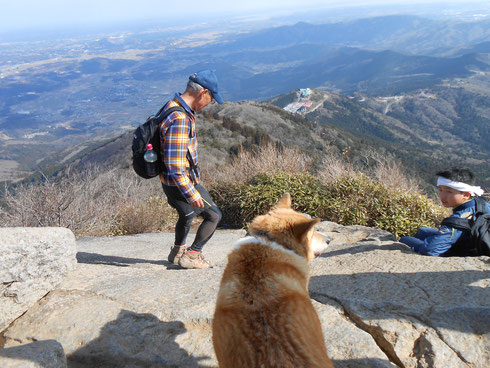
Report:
248,193,329,261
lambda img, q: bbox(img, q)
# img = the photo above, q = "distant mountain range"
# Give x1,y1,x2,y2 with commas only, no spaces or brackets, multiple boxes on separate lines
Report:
1,14,489,187
205,16,490,56
224,46,490,99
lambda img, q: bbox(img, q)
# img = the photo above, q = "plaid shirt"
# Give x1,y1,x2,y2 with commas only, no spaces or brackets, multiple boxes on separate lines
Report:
159,94,201,203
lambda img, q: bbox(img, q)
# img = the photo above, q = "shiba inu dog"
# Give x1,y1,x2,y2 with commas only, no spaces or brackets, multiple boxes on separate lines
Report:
212,193,334,368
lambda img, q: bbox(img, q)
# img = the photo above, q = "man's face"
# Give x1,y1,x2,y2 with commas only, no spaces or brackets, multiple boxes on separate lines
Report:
438,185,470,208
194,89,214,111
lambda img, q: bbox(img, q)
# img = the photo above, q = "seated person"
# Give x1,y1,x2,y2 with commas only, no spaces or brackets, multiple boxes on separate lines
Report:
400,167,487,256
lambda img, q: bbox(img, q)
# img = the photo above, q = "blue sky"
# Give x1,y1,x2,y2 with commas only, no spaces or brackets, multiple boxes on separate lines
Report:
0,0,477,32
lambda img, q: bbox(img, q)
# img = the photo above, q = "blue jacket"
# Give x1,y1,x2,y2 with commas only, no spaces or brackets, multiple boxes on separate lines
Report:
400,199,490,256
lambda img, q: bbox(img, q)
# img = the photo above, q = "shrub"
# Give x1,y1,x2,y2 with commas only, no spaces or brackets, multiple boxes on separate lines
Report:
205,143,313,186
1,146,448,239
111,196,177,236
0,167,177,237
211,171,448,238
323,174,447,237
212,172,331,228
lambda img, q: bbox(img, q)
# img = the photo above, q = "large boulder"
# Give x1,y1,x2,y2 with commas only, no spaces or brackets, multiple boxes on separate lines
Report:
0,227,77,332
1,225,489,367
313,222,490,368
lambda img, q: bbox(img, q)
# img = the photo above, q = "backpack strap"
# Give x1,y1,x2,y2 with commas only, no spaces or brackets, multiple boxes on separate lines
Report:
156,106,186,124
441,215,472,257
441,217,471,231
474,197,489,216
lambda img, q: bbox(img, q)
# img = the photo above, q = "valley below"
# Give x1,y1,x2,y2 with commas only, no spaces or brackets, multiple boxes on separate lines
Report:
1,11,489,188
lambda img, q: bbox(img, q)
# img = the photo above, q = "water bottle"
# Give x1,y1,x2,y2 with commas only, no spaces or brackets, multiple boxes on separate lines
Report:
143,143,158,177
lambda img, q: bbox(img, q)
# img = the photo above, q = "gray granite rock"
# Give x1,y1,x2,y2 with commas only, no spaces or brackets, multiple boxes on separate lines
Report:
0,227,77,332
311,222,489,368
1,224,488,368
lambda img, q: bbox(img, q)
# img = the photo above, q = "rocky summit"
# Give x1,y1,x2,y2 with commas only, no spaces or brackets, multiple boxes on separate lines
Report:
0,223,488,368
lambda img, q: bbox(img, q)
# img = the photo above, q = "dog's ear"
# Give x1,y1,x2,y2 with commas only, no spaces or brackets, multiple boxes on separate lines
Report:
292,218,321,242
275,193,291,209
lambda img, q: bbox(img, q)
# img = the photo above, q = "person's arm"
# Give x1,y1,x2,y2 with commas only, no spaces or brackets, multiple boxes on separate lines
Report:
162,112,201,204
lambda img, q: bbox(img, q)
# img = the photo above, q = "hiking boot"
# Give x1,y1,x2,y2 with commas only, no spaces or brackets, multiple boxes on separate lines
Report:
178,251,210,269
168,246,187,265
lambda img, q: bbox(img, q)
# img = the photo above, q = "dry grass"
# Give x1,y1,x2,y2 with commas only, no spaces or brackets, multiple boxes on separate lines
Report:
317,154,353,184
113,196,177,236
0,166,175,237
362,150,422,193
203,143,314,185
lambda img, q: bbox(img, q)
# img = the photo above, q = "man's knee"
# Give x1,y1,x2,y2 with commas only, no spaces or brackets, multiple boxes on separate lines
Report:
177,213,195,227
205,206,222,224
214,207,222,223
415,227,439,239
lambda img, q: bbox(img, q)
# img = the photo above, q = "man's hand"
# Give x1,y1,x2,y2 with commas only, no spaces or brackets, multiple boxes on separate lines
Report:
190,198,204,208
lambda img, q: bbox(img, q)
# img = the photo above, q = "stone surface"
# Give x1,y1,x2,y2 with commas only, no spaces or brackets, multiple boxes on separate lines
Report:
1,224,489,367
0,340,66,368
0,227,77,332
312,222,490,368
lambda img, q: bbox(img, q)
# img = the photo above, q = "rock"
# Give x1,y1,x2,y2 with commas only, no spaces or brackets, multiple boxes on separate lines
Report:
0,340,66,368
1,225,489,367
0,227,77,332
311,222,489,368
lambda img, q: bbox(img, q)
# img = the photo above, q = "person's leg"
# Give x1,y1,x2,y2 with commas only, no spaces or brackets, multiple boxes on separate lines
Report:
414,227,440,240
400,227,439,253
399,236,425,250
187,184,222,253
162,184,196,264
179,184,222,269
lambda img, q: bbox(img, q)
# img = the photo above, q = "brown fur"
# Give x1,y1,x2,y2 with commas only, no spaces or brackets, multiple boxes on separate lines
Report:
212,193,334,368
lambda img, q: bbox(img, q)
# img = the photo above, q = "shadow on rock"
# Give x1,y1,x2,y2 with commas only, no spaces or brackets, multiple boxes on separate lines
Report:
320,242,412,258
68,310,210,368
0,339,66,367
76,252,174,268
332,357,397,368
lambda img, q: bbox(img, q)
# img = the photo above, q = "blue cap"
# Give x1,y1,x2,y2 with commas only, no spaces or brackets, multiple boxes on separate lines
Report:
189,69,224,104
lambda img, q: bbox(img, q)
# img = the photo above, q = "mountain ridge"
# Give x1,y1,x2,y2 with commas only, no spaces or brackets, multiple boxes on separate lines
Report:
21,86,488,192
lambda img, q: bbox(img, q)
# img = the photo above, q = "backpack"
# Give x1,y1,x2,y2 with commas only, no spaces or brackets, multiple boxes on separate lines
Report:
132,105,186,179
441,197,490,257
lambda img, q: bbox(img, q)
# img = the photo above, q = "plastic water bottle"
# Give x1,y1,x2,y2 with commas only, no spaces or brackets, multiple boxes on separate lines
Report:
143,143,158,177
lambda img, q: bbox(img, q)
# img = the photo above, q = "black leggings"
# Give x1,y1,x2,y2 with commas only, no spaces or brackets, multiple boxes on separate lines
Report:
162,183,222,252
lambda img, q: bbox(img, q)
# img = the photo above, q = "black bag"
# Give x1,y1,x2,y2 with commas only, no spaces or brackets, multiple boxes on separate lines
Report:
132,105,186,179
442,197,490,257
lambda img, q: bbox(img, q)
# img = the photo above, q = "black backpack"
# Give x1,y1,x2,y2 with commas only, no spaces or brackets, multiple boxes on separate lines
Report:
442,197,490,257
132,105,186,179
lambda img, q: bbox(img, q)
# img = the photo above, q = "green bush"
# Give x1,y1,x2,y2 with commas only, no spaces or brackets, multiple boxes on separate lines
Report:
323,174,448,237
211,172,330,228
211,172,448,238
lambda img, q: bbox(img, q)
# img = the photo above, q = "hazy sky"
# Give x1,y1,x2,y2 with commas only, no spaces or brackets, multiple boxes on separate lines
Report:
1,0,458,33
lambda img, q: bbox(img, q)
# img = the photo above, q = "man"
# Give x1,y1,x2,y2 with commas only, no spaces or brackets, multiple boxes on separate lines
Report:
159,70,223,269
